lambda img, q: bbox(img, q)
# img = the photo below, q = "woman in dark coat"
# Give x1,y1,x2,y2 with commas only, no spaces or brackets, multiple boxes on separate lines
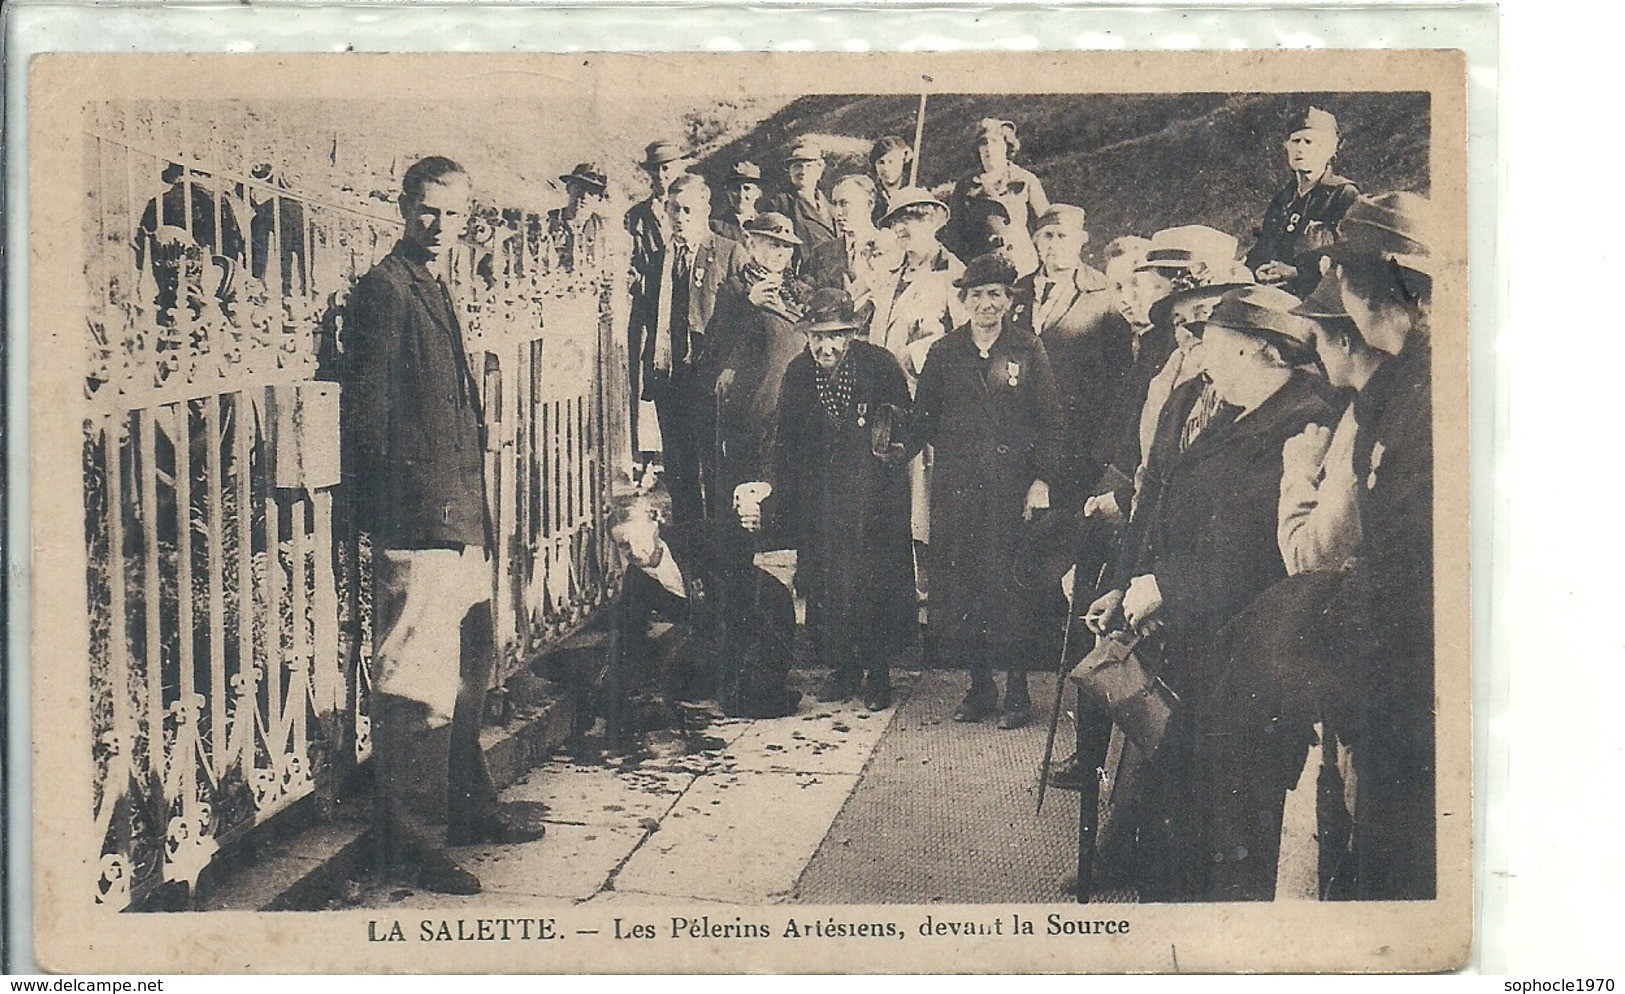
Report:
1094,284,1335,900
913,254,1065,728
743,288,916,711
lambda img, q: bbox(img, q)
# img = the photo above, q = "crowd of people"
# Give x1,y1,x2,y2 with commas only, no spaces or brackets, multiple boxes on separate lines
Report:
340,103,1437,905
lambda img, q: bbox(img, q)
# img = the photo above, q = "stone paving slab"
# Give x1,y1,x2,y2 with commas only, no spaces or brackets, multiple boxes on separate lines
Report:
722,704,894,775
502,763,695,830
451,821,649,901
612,769,861,903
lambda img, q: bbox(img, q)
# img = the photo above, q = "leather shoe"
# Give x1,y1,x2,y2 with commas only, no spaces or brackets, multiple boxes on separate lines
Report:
416,850,481,895
447,810,547,846
816,668,862,703
953,687,998,722
997,702,1032,730
1045,753,1086,791
861,672,894,711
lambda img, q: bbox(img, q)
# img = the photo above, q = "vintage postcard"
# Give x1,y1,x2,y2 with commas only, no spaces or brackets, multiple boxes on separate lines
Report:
28,48,1471,973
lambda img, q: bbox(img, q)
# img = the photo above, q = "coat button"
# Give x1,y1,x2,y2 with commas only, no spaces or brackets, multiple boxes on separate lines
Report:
996,444,1009,455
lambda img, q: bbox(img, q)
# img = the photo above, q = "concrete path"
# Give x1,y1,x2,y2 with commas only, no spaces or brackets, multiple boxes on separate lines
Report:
359,686,899,909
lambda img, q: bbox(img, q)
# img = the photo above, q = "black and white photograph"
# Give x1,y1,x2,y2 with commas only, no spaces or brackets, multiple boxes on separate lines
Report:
26,49,1470,973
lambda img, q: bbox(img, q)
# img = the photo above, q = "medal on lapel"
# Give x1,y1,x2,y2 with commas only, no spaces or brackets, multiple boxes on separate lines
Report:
1287,210,1302,233
857,401,868,428
1005,360,1020,387
1367,441,1386,491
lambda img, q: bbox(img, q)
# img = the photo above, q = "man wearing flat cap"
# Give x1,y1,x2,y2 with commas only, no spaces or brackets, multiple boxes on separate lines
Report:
914,253,1065,728
711,161,763,246
737,287,917,710
766,138,841,285
548,161,609,271
625,140,693,456
1245,106,1361,298
1012,203,1134,504
1083,283,1335,900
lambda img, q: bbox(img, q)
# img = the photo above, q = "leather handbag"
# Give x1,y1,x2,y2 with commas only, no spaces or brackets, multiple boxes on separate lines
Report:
1067,631,1179,753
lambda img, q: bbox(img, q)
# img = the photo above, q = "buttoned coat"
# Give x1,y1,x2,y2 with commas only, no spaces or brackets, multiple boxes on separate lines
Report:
761,342,917,655
342,241,490,551
1012,264,1134,499
1132,371,1334,697
766,189,841,283
913,323,1065,640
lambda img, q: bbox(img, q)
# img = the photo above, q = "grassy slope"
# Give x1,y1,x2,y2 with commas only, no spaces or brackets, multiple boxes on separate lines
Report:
697,91,1430,265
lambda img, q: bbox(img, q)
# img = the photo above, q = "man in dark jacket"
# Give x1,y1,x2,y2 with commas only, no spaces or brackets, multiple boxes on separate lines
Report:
1244,106,1361,298
603,485,800,737
625,140,692,456
342,156,541,896
1326,192,1437,900
914,254,1065,729
739,288,915,711
766,138,841,286
1011,204,1133,505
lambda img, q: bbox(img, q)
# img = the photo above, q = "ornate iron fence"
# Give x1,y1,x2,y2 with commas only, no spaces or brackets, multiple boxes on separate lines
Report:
82,106,629,911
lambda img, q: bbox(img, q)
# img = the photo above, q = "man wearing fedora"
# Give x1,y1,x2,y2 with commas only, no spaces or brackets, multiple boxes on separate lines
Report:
737,287,916,710
1321,190,1437,900
710,161,763,246
547,161,609,271
914,253,1064,728
1245,106,1362,299
342,156,544,897
766,138,841,285
625,140,693,457
697,211,811,504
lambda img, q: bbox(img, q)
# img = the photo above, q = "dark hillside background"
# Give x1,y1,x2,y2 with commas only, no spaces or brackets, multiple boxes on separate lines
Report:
696,92,1429,264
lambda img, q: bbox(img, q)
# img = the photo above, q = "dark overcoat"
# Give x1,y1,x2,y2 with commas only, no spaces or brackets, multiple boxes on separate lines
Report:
342,240,489,551
1347,334,1435,899
1244,171,1361,297
913,322,1065,642
697,271,809,495
1011,264,1135,501
1133,372,1335,696
761,342,917,654
765,189,840,283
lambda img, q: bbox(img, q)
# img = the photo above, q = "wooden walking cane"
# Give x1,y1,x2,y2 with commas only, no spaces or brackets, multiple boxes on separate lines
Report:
1037,549,1106,815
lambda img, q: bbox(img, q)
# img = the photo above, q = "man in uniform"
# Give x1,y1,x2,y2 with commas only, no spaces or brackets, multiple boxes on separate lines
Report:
1244,106,1361,298
342,156,543,896
625,140,692,457
766,138,840,285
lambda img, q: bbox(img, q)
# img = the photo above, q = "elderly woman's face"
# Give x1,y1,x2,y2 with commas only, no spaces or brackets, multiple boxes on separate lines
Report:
807,328,856,371
1200,324,1271,403
749,235,797,273
874,149,908,187
962,283,1013,327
